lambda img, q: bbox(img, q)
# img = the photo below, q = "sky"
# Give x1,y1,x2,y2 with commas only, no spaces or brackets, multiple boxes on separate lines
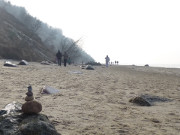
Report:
7,0,180,66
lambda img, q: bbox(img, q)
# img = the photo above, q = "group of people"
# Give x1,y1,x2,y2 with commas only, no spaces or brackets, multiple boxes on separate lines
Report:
56,50,69,67
105,55,119,67
56,51,113,68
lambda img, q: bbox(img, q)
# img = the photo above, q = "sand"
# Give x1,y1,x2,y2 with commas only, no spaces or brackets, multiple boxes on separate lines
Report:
0,60,180,135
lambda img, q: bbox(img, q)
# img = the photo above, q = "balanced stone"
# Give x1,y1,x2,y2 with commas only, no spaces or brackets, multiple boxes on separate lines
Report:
25,95,34,101
22,100,42,114
26,91,33,96
27,85,32,92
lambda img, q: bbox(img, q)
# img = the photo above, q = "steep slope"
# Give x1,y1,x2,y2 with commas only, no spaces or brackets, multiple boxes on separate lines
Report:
0,7,55,61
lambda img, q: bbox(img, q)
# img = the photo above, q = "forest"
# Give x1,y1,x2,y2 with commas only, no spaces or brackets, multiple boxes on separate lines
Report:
0,0,94,63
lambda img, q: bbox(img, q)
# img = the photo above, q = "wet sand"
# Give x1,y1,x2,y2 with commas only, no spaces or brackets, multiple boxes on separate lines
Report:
0,60,180,135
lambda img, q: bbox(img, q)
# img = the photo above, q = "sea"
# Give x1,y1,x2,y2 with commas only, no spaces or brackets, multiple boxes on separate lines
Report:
147,64,180,69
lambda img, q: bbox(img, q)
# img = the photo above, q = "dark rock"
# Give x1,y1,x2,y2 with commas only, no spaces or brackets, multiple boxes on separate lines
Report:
22,100,42,114
0,110,7,115
129,94,172,106
18,60,28,65
26,91,33,96
86,65,94,70
151,118,160,123
25,96,34,101
0,101,61,135
140,94,172,103
144,64,149,67
129,96,151,106
27,85,32,93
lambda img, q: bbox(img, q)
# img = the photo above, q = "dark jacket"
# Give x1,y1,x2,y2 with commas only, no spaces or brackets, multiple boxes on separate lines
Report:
56,51,62,59
64,52,68,60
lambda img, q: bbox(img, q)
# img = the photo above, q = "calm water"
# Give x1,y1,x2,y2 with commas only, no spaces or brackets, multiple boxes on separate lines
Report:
151,64,180,68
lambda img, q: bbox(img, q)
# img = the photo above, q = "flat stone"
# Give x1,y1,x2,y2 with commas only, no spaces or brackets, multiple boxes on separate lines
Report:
26,91,33,96
22,100,42,114
41,86,60,94
129,96,151,106
3,61,17,67
25,96,34,101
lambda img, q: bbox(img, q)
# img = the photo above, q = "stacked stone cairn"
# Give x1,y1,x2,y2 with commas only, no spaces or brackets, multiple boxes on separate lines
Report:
22,85,42,114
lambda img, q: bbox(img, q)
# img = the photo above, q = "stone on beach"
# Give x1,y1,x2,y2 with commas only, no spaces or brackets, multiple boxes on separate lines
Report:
22,85,42,114
22,100,42,114
41,61,51,65
0,101,61,135
26,91,33,96
24,86,34,101
85,65,94,70
129,94,172,106
25,95,34,101
41,86,60,94
3,61,17,67
129,96,151,106
0,101,22,116
18,60,28,65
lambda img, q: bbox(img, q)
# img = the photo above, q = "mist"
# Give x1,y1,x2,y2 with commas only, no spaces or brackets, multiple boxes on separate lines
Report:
0,0,94,63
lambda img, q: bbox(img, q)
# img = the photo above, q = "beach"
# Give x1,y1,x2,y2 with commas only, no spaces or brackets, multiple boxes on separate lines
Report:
0,60,180,135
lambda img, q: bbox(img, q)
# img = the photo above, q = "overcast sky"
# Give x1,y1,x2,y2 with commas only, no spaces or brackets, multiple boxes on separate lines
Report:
7,0,180,65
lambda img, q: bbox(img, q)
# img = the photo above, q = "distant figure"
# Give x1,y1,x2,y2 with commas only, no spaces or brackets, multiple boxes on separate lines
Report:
115,61,117,65
105,55,110,67
56,50,62,66
67,57,71,65
63,52,68,67
117,61,119,65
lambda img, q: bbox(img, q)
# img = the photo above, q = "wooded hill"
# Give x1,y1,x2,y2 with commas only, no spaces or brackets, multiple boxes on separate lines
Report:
0,0,94,63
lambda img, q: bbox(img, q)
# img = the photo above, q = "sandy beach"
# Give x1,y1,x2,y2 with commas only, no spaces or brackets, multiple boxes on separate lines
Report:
0,60,180,135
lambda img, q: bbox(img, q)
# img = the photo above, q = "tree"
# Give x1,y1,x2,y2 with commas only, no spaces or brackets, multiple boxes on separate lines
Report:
29,19,41,38
59,37,82,61
43,29,57,46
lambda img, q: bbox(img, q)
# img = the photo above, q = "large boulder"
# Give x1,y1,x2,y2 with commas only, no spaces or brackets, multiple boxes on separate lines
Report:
0,101,61,135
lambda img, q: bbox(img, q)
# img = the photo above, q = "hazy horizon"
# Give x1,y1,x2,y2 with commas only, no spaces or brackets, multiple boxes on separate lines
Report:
7,0,180,66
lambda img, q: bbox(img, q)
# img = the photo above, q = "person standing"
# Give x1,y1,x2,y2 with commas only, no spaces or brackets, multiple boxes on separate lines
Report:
56,50,62,66
63,52,68,67
105,55,110,67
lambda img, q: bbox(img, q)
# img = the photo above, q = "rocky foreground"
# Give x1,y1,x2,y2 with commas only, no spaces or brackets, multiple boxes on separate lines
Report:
0,101,61,135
